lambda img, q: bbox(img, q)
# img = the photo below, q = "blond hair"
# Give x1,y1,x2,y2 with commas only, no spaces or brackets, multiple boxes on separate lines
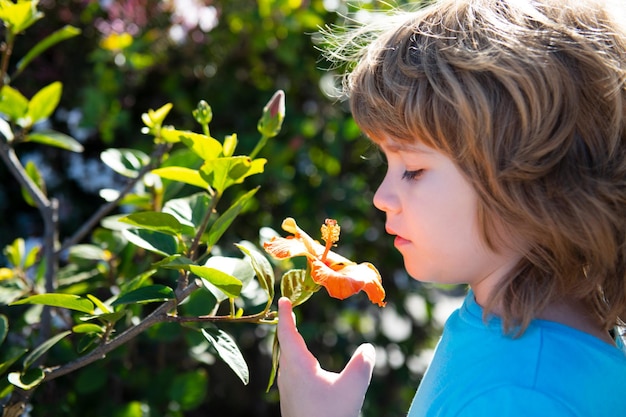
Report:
329,0,626,333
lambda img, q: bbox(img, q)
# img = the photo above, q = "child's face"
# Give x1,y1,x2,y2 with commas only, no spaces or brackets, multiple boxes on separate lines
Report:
373,139,522,299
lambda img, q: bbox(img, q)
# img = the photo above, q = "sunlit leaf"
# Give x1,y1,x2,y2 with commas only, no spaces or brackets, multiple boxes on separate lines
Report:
142,103,173,130
151,166,210,190
178,131,222,159
202,326,249,385
26,130,84,152
202,256,255,302
72,323,104,334
86,294,111,314
235,243,275,301
0,85,28,121
201,156,266,193
0,1,43,35
23,330,72,369
119,212,182,236
206,187,258,248
16,25,81,74
8,368,44,390
11,294,94,314
280,268,320,307
21,160,46,207
0,348,27,375
27,82,62,124
163,192,211,229
122,229,178,256
111,285,175,306
68,244,110,262
191,265,242,299
101,148,150,178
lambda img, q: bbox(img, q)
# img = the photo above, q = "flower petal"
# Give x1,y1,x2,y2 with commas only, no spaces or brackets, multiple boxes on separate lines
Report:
263,236,310,260
310,259,386,307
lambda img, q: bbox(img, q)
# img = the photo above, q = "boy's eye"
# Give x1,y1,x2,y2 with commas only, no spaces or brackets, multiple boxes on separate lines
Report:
402,169,424,181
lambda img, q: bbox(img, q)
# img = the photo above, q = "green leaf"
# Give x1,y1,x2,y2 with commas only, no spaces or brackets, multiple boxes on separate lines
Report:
26,130,84,152
0,314,7,346
190,265,242,299
0,85,28,121
122,229,178,256
142,103,173,130
101,148,150,178
178,131,222,160
153,254,194,270
11,294,94,314
202,256,255,302
16,25,81,75
4,238,24,268
72,323,104,334
0,1,43,35
0,117,14,141
68,244,109,262
206,187,259,248
151,166,210,190
111,285,175,306
266,332,280,392
163,192,211,229
27,82,62,124
23,330,72,369
119,212,182,236
202,327,249,385
21,160,46,207
86,294,112,314
235,243,275,301
280,269,320,307
201,156,266,193
8,368,45,390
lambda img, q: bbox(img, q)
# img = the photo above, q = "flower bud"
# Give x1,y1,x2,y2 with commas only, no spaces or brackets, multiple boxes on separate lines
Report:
257,90,285,138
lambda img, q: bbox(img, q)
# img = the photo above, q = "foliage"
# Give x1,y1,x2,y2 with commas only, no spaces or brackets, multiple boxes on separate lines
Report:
0,1,450,416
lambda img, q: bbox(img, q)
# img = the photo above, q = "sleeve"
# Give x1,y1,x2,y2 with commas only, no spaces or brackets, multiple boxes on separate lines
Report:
454,386,579,417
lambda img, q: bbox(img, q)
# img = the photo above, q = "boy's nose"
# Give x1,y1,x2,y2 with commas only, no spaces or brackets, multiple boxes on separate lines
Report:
373,177,399,214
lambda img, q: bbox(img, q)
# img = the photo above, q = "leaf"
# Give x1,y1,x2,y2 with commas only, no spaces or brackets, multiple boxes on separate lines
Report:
178,131,222,160
191,265,242,299
280,269,320,307
27,82,62,124
163,192,211,229
265,332,280,392
0,1,43,35
202,327,249,385
123,228,179,257
0,85,29,121
4,238,24,268
202,256,255,302
111,285,175,306
101,148,150,178
11,294,94,314
119,212,182,236
20,160,46,207
0,117,14,141
0,314,7,346
72,323,104,334
201,156,266,193
16,25,81,74
142,103,173,130
153,254,195,270
206,187,259,248
235,243,275,301
151,166,210,190
26,130,84,152
86,294,112,314
68,244,109,262
8,368,45,390
23,330,72,369
168,370,208,411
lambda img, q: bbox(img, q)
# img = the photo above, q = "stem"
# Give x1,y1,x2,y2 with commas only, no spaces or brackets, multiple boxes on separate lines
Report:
0,33,15,90
43,279,200,382
249,134,268,160
188,190,220,261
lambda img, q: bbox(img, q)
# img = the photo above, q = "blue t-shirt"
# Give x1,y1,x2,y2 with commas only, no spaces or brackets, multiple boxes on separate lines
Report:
408,291,626,417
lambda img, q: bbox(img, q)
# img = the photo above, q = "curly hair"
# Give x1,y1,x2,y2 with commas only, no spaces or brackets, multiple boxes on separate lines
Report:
330,0,626,333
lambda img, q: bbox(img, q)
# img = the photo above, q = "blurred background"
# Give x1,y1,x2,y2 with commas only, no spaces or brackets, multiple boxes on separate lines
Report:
0,0,465,416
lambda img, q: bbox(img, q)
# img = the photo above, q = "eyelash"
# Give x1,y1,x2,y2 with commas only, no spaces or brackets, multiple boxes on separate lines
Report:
402,169,424,181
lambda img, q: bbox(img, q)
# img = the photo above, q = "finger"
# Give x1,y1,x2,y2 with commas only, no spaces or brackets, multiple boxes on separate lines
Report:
340,343,376,388
277,297,313,362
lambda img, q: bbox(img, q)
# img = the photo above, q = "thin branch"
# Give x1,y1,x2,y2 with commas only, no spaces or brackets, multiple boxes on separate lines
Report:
43,279,200,382
58,143,171,253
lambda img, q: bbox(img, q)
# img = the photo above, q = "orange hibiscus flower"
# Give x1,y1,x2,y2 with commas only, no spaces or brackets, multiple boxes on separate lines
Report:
263,217,386,307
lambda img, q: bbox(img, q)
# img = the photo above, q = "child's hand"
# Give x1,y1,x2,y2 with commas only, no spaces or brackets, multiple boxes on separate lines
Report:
277,297,376,417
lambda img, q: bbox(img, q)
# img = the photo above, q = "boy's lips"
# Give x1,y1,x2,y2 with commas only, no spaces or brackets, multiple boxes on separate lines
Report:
386,226,411,246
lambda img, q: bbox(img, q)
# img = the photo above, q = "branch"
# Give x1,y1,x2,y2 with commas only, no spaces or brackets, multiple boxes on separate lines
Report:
43,279,200,382
58,143,171,253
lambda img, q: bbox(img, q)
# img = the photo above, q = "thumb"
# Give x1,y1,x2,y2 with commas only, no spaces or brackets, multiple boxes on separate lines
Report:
339,343,376,389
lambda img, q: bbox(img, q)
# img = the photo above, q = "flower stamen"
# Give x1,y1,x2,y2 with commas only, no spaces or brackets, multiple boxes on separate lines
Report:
320,218,340,262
